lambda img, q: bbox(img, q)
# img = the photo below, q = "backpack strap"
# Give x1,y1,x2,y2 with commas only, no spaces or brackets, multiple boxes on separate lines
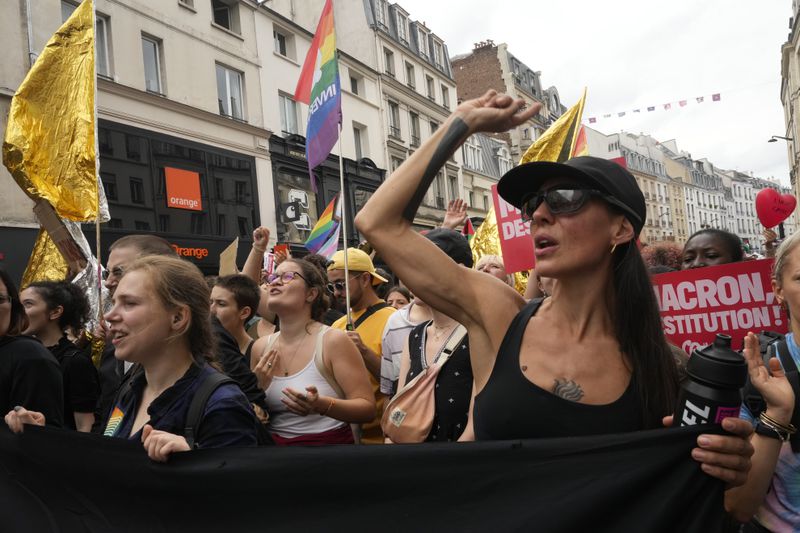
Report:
184,370,235,449
774,339,800,452
313,326,345,398
432,324,468,368
353,302,390,330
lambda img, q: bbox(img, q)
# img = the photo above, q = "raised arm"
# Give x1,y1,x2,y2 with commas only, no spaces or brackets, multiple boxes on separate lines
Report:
355,91,537,329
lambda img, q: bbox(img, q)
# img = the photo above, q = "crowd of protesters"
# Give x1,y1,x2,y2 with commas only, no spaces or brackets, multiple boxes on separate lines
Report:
1,90,798,531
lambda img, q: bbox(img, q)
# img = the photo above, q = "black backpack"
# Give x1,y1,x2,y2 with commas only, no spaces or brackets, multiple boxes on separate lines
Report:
185,371,274,447
740,331,800,452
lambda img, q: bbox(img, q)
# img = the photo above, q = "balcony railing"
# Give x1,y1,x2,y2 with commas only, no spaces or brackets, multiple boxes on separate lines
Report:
388,126,402,140
410,135,420,147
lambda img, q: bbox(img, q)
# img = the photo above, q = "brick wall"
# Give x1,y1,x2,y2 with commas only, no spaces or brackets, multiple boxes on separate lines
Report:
452,45,506,104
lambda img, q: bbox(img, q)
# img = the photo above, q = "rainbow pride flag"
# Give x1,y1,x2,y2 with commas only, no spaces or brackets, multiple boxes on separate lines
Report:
304,194,341,259
294,0,341,191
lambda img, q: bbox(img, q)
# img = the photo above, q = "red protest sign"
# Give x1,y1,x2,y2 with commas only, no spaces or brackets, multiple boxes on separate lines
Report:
491,184,535,273
652,259,787,354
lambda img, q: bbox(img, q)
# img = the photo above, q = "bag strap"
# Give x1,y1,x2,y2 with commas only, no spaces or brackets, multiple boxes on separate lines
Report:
774,339,800,452
313,326,345,398
353,302,390,330
432,324,468,368
184,371,236,449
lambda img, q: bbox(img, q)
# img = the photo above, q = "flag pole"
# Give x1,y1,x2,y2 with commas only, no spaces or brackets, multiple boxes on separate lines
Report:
336,123,353,329
92,0,103,323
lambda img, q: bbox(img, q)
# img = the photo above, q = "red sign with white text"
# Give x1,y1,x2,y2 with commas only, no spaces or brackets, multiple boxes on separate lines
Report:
491,184,535,273
652,259,787,354
165,167,202,211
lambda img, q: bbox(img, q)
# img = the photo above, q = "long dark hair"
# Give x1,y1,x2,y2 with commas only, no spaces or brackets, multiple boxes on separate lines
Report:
0,268,27,336
613,241,679,428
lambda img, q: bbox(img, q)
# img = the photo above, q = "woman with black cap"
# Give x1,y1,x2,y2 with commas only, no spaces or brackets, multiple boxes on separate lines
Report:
356,89,753,485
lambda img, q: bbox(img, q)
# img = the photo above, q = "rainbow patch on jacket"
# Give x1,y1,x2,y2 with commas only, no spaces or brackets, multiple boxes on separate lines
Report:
104,406,124,437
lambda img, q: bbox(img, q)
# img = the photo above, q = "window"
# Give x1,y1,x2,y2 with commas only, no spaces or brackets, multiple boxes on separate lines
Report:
274,30,287,56
159,215,170,232
468,190,474,207
441,85,450,109
191,213,206,234
375,0,387,28
391,156,403,171
238,217,249,237
217,214,226,236
273,27,295,59
353,124,364,160
417,27,428,57
430,120,439,134
388,101,401,138
350,76,359,95
448,175,458,202
63,3,111,77
409,111,420,146
135,220,151,231
108,218,123,229
216,64,243,120
130,178,145,204
179,0,194,7
96,15,111,77
405,62,415,88
212,0,240,34
433,40,444,68
125,135,142,161
215,178,225,200
425,75,435,99
384,48,395,76
235,181,248,203
483,195,489,210
433,173,444,208
101,173,117,201
141,35,163,94
279,93,299,135
396,12,408,43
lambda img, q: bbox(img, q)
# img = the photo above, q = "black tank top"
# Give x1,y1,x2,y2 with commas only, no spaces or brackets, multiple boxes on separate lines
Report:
473,299,643,441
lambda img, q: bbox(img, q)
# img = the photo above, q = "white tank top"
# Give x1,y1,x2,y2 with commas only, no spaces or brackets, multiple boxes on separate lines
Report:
263,326,346,438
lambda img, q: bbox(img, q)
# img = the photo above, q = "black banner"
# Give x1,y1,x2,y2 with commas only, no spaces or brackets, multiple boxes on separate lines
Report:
0,425,726,532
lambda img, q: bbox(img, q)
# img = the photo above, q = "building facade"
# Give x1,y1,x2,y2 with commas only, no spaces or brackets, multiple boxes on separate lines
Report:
460,133,514,224
780,1,800,201
451,40,564,161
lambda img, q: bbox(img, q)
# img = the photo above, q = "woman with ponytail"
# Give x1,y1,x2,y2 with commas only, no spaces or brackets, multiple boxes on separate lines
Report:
355,89,754,485
21,281,98,431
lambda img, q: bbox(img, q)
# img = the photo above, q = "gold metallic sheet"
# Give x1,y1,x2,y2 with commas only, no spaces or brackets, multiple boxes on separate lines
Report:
21,229,69,288
2,0,97,221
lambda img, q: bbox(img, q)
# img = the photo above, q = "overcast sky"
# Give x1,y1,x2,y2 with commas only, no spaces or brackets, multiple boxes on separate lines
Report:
398,0,794,185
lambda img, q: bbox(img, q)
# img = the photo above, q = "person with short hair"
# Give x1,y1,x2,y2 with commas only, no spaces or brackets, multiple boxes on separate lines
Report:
475,255,514,287
20,281,99,432
0,268,63,428
250,259,375,445
211,275,261,359
328,248,396,444
6,256,260,461
681,228,744,270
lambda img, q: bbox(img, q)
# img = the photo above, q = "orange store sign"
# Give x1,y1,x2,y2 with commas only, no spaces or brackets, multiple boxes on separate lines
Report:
165,167,202,211
171,244,209,260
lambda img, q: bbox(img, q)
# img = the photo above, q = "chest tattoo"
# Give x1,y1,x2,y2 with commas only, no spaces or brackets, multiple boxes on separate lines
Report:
552,378,584,402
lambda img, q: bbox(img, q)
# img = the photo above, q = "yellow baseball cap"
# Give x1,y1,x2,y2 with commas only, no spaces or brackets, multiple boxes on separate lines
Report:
327,248,388,285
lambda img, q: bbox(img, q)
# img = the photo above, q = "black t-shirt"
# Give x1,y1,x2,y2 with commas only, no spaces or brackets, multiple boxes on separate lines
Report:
0,335,64,428
48,336,100,430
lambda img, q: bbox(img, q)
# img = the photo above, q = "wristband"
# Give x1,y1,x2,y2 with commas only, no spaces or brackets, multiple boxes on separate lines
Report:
321,398,335,416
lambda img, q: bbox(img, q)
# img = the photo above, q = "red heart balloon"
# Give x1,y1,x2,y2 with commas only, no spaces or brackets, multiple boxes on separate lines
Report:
755,188,797,228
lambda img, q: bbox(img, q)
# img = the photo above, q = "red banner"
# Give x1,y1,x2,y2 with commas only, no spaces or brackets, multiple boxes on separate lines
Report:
652,259,787,354
492,184,535,273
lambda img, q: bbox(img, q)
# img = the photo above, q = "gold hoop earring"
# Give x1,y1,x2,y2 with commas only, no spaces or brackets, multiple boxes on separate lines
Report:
610,242,617,255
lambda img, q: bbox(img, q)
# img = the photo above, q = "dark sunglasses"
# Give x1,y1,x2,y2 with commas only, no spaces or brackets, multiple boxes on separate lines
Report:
326,274,361,294
266,271,307,285
521,188,627,220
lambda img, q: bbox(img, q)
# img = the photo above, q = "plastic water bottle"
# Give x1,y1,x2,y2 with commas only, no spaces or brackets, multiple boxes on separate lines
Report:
675,334,748,426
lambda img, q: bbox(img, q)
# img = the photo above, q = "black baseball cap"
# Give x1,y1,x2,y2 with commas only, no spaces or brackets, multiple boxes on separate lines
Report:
424,228,474,268
497,156,646,235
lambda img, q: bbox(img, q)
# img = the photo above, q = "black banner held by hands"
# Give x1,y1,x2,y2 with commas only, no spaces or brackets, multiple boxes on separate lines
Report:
0,425,725,532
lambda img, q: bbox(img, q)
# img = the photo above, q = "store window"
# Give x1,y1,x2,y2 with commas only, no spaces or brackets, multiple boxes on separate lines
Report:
275,170,318,244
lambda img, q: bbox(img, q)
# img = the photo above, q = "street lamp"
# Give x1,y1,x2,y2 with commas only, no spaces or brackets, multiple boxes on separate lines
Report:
768,135,793,143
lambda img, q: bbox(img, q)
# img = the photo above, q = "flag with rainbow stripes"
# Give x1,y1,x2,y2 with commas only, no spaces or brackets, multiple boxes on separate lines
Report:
304,194,341,259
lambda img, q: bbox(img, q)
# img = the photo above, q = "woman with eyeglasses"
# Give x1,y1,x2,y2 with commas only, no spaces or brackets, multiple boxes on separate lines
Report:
0,268,64,428
355,90,753,486
250,259,375,445
20,281,99,432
